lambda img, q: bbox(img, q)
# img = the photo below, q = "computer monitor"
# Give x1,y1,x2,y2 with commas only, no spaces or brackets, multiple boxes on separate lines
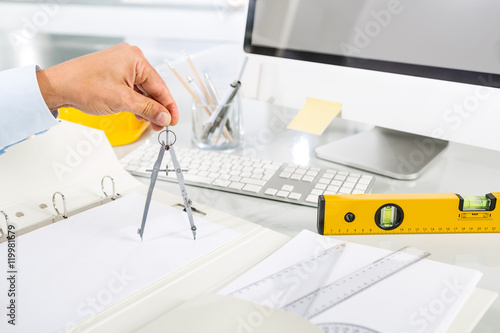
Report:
243,0,500,179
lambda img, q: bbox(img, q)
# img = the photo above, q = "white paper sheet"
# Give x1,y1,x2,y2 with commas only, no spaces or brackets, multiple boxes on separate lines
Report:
220,230,482,333
0,192,241,332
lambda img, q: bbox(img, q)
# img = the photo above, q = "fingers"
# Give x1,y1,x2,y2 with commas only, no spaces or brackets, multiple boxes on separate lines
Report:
121,88,172,130
134,60,179,126
135,114,163,131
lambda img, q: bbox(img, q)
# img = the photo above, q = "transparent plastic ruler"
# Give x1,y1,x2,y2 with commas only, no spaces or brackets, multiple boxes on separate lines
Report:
283,246,430,319
229,243,347,311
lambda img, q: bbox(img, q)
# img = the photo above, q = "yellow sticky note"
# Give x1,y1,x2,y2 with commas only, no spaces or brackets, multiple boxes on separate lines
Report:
287,98,342,135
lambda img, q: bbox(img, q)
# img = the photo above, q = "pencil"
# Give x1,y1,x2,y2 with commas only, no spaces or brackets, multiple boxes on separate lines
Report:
183,51,215,107
164,59,233,142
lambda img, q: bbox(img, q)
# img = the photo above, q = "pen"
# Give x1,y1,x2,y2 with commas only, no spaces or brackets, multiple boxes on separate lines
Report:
202,80,241,140
187,76,210,108
215,108,231,143
205,72,233,137
204,72,220,104
237,56,249,82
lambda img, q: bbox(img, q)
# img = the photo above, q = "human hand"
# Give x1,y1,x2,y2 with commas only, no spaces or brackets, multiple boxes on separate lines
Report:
36,43,178,131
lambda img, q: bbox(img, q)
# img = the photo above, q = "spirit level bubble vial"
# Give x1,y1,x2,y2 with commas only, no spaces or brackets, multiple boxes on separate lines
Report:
317,193,499,235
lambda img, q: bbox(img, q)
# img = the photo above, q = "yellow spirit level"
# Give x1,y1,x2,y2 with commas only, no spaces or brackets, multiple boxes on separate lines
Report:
317,192,499,235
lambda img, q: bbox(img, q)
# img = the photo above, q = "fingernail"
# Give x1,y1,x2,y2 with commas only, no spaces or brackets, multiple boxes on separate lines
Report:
155,112,170,126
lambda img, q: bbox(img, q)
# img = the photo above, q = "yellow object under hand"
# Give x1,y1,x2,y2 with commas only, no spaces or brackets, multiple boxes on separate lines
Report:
58,108,149,146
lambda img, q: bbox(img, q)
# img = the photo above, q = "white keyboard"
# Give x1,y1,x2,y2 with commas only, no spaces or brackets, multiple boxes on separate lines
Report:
120,143,375,207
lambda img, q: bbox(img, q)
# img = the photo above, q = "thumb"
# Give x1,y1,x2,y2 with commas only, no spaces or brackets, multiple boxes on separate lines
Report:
123,89,172,128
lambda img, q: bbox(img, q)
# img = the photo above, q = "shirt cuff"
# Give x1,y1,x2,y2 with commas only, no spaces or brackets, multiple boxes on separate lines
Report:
0,64,59,150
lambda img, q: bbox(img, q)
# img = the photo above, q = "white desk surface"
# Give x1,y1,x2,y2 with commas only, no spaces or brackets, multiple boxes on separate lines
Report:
115,98,500,332
0,26,495,331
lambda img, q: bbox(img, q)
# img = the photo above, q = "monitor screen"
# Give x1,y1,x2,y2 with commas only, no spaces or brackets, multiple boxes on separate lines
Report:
243,0,500,155
245,0,500,88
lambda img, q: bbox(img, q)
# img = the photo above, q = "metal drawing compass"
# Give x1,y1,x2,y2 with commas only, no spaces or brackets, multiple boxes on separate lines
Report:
138,127,197,241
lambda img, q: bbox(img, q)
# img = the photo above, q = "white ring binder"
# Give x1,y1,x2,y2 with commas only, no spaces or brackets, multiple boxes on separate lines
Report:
0,211,8,239
101,175,119,200
52,192,68,220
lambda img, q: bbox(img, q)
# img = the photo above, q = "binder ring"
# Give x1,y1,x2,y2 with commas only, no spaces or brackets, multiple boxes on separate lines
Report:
0,211,8,238
101,176,117,200
52,192,68,219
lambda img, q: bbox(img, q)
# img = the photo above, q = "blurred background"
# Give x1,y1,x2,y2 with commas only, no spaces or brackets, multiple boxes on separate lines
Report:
0,0,251,143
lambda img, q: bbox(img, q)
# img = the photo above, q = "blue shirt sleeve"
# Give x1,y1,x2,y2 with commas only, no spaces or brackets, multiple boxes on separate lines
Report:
0,65,59,154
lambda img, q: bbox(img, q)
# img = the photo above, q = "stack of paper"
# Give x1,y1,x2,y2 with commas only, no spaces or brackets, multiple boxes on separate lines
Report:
219,230,482,333
0,192,241,332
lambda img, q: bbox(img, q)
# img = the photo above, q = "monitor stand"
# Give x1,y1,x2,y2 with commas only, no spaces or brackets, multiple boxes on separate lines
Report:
315,127,449,180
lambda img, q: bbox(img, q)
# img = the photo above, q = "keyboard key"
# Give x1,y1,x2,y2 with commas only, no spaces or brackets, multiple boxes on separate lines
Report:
334,175,347,181
339,187,352,194
279,172,291,179
262,174,274,181
302,176,315,183
264,188,278,196
212,179,230,187
263,164,280,170
326,185,339,193
253,168,265,174
358,178,371,185
242,184,262,193
306,170,318,177
315,183,327,190
331,180,343,187
342,182,356,189
240,178,266,186
311,189,323,196
276,190,289,198
228,182,244,190
289,192,302,200
295,168,307,175
318,178,330,184
346,176,360,183
229,170,241,176
184,174,214,184
290,174,302,181
355,183,369,191
306,194,318,203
